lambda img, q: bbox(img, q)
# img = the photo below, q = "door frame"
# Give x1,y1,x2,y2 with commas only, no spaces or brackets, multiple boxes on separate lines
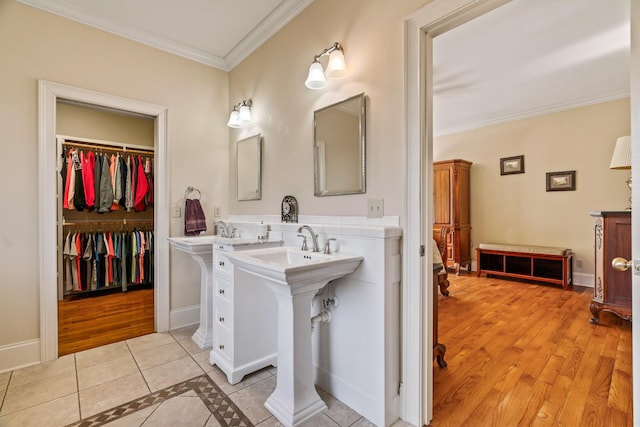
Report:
38,80,170,361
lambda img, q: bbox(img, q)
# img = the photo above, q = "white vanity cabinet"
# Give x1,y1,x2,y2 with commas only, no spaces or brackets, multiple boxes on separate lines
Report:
209,241,279,384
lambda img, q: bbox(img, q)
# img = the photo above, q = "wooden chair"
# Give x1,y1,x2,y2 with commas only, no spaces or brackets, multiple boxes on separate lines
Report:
436,227,450,296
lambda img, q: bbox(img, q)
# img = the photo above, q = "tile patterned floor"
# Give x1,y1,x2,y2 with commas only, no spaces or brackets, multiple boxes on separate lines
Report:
0,326,413,427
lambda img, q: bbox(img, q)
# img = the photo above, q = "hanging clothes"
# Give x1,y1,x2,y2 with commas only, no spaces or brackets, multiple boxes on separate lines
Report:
82,150,96,210
62,229,154,294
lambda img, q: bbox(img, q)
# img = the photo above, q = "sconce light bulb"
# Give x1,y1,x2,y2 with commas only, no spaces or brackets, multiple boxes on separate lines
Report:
325,49,347,78
227,109,242,128
305,60,327,89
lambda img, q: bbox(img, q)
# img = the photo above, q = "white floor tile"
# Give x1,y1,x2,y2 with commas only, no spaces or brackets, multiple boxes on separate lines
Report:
141,355,204,392
8,354,75,388
75,341,130,369
77,353,139,390
1,370,77,415
132,341,188,370
0,392,79,427
79,372,149,418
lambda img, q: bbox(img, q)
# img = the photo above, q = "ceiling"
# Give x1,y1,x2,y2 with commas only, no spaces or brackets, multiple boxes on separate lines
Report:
19,0,630,135
433,0,630,135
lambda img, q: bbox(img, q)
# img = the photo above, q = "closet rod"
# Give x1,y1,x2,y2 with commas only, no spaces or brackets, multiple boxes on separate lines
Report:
63,219,154,226
63,140,154,155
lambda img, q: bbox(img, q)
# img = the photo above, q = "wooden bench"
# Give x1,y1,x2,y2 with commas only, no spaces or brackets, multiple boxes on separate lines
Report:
476,243,573,289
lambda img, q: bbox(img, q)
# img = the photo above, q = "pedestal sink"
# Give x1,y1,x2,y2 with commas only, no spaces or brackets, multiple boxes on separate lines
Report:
168,236,218,348
224,246,363,427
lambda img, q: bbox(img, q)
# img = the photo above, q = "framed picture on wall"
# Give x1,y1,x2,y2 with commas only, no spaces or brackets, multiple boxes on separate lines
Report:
500,155,525,175
546,170,576,191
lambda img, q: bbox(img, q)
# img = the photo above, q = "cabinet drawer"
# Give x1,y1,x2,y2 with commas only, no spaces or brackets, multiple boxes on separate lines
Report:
215,278,232,303
213,328,233,361
215,303,233,333
215,252,233,275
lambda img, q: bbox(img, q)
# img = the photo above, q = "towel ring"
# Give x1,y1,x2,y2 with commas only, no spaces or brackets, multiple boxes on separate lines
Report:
185,186,201,200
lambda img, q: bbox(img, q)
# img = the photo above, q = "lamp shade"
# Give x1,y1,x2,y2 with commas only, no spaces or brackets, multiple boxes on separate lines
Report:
227,109,242,128
305,61,327,89
238,104,252,123
325,49,347,78
610,135,631,169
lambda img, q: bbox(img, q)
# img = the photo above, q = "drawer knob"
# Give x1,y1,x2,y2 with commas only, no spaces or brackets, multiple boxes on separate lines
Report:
218,289,225,295
219,344,225,350
219,317,224,322
219,261,225,267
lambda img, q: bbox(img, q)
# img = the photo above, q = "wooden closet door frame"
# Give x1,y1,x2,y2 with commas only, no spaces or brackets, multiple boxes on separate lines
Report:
38,80,169,362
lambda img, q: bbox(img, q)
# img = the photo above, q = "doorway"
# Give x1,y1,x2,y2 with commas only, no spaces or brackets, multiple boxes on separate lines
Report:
38,80,170,362
403,1,639,426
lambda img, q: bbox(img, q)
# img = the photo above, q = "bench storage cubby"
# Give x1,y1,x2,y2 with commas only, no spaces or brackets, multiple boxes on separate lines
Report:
476,243,573,289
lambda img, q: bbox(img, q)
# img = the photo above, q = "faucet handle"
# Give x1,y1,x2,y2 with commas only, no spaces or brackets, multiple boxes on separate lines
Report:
297,234,308,251
324,238,337,254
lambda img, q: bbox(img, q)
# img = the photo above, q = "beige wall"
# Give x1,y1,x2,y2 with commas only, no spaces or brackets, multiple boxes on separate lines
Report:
57,102,155,147
228,0,429,216
0,1,228,350
434,98,631,280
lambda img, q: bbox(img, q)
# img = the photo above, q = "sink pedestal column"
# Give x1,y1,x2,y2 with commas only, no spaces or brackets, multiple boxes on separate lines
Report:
264,283,327,427
189,255,214,348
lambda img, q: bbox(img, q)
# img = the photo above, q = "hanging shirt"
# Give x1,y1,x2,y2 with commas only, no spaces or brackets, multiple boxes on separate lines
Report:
82,151,96,210
134,156,148,211
82,233,95,290
98,155,113,213
63,232,74,292
72,150,86,211
67,152,76,210
110,154,120,211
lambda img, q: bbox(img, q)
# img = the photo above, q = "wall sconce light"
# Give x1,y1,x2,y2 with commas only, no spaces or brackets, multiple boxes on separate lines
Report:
305,42,347,90
227,99,252,128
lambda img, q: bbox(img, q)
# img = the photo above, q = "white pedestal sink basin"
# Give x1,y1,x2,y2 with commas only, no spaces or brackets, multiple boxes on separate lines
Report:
224,246,363,427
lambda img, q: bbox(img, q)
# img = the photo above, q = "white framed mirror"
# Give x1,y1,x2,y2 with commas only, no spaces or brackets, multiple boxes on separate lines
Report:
314,93,366,196
236,134,262,201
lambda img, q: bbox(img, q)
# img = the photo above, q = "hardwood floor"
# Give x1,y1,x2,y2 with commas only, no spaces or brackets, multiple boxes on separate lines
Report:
430,273,632,427
58,287,155,356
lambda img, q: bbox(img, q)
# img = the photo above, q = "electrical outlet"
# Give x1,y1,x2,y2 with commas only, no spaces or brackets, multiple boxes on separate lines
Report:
214,206,222,217
576,259,583,268
367,198,384,218
172,205,181,218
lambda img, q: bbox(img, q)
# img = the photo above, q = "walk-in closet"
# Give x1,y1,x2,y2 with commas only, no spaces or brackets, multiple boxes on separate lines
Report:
56,102,156,355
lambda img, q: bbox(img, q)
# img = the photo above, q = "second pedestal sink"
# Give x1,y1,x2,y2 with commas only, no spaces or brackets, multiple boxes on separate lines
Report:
224,246,363,427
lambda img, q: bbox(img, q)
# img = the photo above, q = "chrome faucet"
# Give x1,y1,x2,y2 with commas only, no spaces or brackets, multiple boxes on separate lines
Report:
297,225,319,252
216,221,235,238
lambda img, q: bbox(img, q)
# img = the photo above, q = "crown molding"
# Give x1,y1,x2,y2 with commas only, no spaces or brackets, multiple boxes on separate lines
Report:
224,0,314,69
435,90,630,137
18,0,312,71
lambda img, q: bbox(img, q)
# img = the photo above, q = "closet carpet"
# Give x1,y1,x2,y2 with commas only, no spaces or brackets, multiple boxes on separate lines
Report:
0,326,403,427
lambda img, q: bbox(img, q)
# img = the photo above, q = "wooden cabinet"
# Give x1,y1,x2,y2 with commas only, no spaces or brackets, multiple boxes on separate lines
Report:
589,211,632,324
433,159,472,274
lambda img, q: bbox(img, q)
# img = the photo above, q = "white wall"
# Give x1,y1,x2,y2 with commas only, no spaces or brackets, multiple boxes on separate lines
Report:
0,1,228,365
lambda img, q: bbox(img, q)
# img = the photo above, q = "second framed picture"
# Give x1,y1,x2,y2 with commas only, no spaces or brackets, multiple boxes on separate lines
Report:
546,170,576,191
500,155,525,175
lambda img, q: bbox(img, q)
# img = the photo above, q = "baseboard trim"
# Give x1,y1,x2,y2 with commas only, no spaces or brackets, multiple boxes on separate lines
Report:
170,305,200,331
572,272,594,288
0,339,41,373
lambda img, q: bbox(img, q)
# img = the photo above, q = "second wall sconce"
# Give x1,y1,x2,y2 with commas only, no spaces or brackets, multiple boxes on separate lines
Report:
305,42,347,90
227,99,252,128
